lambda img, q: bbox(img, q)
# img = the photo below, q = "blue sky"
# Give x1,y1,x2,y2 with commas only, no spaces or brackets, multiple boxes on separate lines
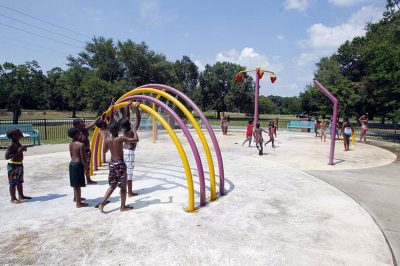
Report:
0,0,385,96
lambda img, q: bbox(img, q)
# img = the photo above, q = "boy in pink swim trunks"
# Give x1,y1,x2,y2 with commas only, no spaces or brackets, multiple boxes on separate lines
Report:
98,121,139,212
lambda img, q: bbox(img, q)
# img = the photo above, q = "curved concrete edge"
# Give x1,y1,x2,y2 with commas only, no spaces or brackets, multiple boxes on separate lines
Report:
306,172,397,266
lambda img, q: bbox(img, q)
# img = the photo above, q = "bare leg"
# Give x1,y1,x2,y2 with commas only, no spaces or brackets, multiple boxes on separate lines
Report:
75,187,88,208
17,184,31,200
9,186,22,204
99,186,116,212
120,185,133,211
127,180,138,197
86,170,97,184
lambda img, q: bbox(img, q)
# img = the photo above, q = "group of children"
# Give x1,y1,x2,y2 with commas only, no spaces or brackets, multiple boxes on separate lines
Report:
5,101,141,212
242,120,277,156
313,113,369,151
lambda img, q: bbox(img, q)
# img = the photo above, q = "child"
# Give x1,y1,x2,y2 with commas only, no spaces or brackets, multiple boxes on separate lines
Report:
98,121,139,212
341,117,354,151
253,123,268,156
67,128,88,208
242,120,253,147
264,120,276,148
120,101,141,198
5,129,31,204
73,118,97,184
221,112,228,135
320,116,328,142
314,116,320,137
359,113,368,143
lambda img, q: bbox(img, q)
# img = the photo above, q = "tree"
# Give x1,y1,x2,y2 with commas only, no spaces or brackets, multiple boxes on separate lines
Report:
173,56,199,97
78,36,122,82
60,66,88,118
197,62,254,118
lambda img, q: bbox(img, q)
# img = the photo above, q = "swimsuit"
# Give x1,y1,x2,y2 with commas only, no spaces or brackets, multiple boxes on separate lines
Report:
123,149,135,181
7,162,24,187
69,161,86,188
108,160,127,188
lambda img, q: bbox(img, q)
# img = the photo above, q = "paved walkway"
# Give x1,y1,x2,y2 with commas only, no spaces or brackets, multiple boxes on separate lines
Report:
306,141,400,266
0,131,397,265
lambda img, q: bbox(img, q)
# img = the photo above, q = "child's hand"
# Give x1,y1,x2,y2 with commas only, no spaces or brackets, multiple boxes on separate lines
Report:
19,146,27,152
134,101,141,108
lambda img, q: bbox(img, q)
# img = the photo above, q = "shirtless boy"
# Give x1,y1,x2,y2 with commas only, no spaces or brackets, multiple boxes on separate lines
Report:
68,128,88,208
120,101,141,197
73,118,97,184
98,121,139,212
5,129,31,204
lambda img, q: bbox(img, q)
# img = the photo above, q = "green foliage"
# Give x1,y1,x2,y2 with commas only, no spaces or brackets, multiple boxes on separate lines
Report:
196,62,254,117
300,6,400,123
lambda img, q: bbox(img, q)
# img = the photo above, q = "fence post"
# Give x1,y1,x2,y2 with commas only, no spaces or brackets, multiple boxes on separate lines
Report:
44,119,48,140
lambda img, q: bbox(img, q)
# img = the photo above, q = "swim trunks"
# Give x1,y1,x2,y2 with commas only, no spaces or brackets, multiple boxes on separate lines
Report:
123,149,135,181
108,160,127,188
7,162,23,187
69,161,86,188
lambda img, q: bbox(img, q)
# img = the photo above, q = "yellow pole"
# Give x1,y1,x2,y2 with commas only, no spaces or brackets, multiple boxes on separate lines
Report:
89,128,100,176
117,88,217,201
97,133,103,167
100,101,196,212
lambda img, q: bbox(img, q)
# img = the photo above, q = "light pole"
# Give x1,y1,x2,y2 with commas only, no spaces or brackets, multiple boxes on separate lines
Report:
235,67,276,126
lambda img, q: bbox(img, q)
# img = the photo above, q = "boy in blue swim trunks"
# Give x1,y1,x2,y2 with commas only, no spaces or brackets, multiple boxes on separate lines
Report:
5,128,31,204
98,121,139,212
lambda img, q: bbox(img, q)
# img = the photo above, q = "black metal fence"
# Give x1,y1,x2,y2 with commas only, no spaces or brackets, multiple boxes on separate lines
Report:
0,118,399,146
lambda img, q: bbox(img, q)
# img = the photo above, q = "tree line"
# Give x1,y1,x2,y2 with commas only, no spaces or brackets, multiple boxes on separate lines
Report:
301,1,400,124
0,44,303,124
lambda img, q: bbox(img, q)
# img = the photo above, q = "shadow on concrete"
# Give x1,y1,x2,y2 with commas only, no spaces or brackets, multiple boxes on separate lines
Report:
27,193,67,202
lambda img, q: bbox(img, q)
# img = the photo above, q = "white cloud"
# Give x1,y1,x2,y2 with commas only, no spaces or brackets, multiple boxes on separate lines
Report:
194,60,205,72
277,35,284,41
284,0,311,11
297,5,383,66
216,47,281,72
329,0,360,7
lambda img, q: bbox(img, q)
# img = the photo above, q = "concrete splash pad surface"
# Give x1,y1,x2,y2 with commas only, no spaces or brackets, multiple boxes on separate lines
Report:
0,131,395,265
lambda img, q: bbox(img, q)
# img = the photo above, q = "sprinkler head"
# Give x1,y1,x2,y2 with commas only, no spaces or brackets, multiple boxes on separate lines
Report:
235,73,244,83
257,68,264,79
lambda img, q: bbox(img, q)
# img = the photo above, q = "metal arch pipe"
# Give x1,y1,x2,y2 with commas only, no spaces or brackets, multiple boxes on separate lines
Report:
116,88,218,201
136,84,226,196
120,95,207,206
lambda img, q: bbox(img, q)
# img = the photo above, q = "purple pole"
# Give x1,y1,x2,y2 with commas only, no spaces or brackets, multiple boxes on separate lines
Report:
138,84,226,196
314,80,339,165
119,95,207,205
254,70,260,126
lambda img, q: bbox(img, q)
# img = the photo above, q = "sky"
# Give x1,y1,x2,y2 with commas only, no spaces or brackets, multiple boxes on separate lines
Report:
0,0,386,97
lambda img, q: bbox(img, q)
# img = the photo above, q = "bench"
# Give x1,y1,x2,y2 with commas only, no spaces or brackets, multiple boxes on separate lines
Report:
0,124,41,145
287,120,314,130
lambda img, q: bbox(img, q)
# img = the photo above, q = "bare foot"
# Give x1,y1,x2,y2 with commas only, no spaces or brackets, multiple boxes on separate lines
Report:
87,180,97,184
98,204,105,212
120,206,134,212
73,197,86,202
76,202,89,208
11,199,22,204
19,196,32,200
128,192,138,198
